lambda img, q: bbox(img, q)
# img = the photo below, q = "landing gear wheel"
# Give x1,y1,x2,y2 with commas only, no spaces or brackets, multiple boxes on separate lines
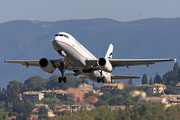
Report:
58,77,62,83
63,77,67,83
102,77,105,83
97,77,101,83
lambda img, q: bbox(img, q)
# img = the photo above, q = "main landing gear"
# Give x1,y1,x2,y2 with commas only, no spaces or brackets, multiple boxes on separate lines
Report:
58,61,67,83
97,70,105,83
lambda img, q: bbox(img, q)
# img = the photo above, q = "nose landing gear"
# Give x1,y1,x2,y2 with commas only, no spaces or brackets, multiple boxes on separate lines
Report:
57,60,67,83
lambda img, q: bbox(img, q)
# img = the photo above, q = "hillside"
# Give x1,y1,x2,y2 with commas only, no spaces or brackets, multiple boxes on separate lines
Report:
0,18,178,87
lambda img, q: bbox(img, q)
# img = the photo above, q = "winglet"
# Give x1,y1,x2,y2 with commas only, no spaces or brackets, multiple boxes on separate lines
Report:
4,60,7,64
175,58,177,63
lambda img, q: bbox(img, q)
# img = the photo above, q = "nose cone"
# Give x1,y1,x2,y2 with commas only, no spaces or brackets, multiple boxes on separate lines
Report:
52,37,59,49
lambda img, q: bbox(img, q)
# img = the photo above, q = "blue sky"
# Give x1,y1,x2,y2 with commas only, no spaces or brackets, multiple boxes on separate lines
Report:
0,0,180,23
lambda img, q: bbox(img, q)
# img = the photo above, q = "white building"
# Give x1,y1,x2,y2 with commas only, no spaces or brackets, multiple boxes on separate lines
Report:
23,91,44,101
138,97,168,105
147,83,166,94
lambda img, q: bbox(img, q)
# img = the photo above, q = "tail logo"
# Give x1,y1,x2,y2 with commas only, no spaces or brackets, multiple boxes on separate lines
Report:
108,52,113,59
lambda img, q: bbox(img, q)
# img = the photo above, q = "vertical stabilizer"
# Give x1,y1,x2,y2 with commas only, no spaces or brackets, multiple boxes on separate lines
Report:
105,44,114,59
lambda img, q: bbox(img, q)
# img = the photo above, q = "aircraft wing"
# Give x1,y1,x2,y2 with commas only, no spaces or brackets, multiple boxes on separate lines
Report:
86,58,175,68
4,59,75,71
4,60,40,67
111,75,141,79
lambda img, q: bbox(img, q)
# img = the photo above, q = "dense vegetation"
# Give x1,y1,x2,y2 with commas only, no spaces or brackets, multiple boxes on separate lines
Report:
0,63,180,119
141,63,180,86
141,63,180,94
50,100,180,120
0,73,88,119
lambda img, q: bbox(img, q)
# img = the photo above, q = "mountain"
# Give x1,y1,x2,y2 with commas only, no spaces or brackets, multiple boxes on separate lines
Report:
0,18,179,87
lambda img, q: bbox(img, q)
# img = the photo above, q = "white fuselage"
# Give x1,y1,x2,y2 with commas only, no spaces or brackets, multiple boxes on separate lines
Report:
52,32,112,83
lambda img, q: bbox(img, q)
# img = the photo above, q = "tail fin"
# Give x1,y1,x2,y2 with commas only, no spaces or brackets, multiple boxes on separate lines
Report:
105,44,113,59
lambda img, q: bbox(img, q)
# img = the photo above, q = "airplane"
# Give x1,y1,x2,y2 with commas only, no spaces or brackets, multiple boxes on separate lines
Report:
4,32,176,83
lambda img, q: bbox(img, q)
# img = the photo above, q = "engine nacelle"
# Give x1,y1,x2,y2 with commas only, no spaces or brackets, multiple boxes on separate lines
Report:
97,57,113,72
39,58,54,73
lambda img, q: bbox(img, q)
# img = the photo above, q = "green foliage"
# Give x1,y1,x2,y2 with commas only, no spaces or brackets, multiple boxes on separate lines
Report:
43,73,89,90
149,77,153,85
13,99,33,115
38,106,48,115
0,108,9,120
7,80,23,102
99,91,112,101
108,96,124,105
154,73,162,84
22,75,47,92
94,99,109,107
142,74,148,84
161,62,180,86
36,97,61,110
16,113,28,120
164,85,179,94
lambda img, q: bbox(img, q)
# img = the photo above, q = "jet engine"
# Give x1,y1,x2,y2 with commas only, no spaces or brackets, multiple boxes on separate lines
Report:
39,58,54,73
97,57,113,72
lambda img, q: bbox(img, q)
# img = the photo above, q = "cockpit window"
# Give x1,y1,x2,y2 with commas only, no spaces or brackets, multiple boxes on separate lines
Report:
55,34,69,38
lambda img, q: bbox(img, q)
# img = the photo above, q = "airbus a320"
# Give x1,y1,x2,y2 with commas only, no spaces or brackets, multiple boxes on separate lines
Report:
4,32,175,83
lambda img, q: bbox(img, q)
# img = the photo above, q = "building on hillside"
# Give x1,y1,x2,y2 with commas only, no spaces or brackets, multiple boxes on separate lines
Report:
78,83,93,89
71,102,95,112
29,115,38,120
48,109,55,118
108,106,126,111
32,104,55,117
9,116,16,120
55,104,71,114
33,104,50,113
130,90,146,98
137,97,168,105
176,83,180,91
86,96,98,104
100,82,124,92
65,88,89,102
95,90,103,96
53,90,66,100
147,83,166,94
40,89,66,100
22,91,44,101
161,94,180,105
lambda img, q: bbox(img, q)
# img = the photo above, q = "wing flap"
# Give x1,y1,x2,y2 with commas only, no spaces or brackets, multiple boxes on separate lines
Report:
111,75,141,80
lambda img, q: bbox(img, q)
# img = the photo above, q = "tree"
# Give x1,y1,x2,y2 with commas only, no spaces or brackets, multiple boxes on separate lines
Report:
94,99,109,107
173,62,179,77
154,73,162,83
149,77,153,85
108,96,124,105
128,79,133,85
0,108,9,120
164,85,179,94
22,75,47,92
7,80,23,101
142,74,148,84
38,106,48,115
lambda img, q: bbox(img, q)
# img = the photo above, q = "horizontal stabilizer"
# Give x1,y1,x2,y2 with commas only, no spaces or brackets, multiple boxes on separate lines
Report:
111,75,141,80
